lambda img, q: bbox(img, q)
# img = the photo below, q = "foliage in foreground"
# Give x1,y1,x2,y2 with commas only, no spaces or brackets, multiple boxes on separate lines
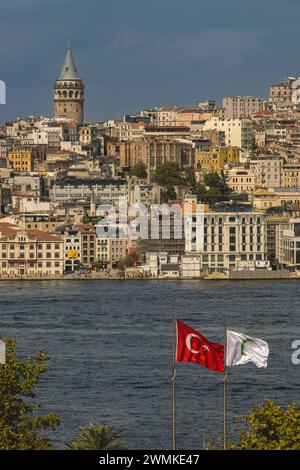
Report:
231,400,300,450
66,422,127,450
208,400,300,450
0,340,60,450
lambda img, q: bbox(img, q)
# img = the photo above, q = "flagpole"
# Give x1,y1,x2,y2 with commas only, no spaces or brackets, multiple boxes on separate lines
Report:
223,323,228,451
172,315,177,450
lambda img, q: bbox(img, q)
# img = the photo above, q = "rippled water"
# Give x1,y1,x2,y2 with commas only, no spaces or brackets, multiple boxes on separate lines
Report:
0,280,299,449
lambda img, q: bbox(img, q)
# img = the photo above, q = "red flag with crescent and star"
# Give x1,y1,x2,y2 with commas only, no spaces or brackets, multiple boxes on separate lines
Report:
176,320,224,372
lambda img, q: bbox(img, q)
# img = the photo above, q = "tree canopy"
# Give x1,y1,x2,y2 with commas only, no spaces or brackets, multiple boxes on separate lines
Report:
0,340,60,450
129,162,148,179
152,164,232,202
229,400,300,450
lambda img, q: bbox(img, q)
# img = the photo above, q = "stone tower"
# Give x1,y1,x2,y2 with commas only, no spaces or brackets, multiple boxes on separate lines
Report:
54,41,84,123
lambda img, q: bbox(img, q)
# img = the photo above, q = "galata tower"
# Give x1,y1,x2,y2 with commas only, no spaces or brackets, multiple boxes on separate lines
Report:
54,41,84,123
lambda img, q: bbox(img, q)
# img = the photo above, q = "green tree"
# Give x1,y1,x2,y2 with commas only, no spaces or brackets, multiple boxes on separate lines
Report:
0,340,60,450
93,260,106,271
129,162,147,179
203,171,231,197
153,163,184,187
229,400,300,450
160,185,177,203
67,423,127,450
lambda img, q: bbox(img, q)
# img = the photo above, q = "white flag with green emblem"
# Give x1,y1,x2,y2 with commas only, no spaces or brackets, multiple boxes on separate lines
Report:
226,330,269,368
0,339,5,364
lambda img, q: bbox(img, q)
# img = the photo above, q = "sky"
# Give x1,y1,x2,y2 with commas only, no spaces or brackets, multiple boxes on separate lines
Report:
1,0,300,123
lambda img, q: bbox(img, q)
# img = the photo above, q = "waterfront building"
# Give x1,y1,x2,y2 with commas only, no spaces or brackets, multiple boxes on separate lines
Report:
96,235,128,267
63,227,82,272
276,218,300,270
76,224,96,267
181,255,202,278
138,204,185,256
185,203,268,273
0,226,63,277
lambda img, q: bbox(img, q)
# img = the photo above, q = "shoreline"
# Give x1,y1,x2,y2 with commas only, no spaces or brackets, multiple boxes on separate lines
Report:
0,274,297,282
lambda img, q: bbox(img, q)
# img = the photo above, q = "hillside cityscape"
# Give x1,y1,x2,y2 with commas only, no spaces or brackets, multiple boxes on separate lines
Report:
1,43,300,281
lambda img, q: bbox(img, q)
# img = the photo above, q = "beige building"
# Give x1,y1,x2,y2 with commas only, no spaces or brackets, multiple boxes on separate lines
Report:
268,79,293,111
252,188,300,210
79,126,96,145
282,163,300,188
185,204,268,272
16,214,61,233
152,107,183,126
276,218,300,270
0,227,63,277
117,122,145,141
225,166,256,193
250,155,285,188
96,236,128,267
222,96,263,119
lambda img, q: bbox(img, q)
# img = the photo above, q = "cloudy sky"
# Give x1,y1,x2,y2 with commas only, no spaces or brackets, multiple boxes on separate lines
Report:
0,0,300,122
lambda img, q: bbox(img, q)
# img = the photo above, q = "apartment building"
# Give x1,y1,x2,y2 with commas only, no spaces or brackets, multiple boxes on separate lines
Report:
195,146,240,173
252,187,300,210
222,96,263,119
185,204,268,272
63,227,82,272
250,155,285,188
151,107,183,126
266,212,289,262
0,227,63,277
76,224,96,266
96,236,128,267
17,214,61,233
276,218,300,270
268,79,293,111
138,205,185,256
8,146,37,173
225,166,256,193
50,178,127,205
203,117,254,150
282,163,300,188
117,140,195,172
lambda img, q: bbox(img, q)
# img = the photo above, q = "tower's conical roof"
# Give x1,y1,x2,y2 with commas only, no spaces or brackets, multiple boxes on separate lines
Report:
58,41,80,80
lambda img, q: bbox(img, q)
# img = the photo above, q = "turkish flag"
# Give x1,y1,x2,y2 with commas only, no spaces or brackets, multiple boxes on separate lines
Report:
176,320,224,372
